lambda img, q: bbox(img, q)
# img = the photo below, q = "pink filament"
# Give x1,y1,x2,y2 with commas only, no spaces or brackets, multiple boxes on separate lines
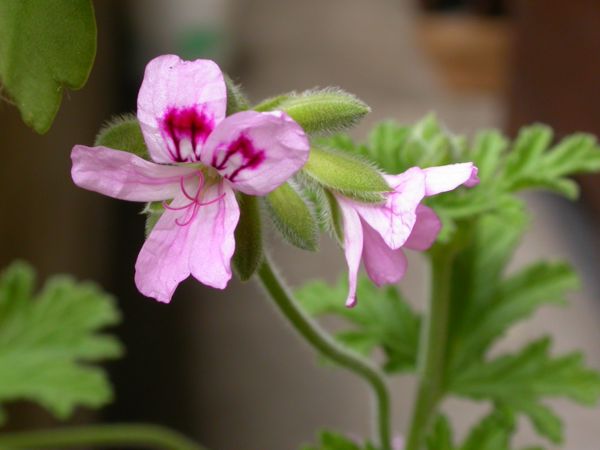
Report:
162,172,226,227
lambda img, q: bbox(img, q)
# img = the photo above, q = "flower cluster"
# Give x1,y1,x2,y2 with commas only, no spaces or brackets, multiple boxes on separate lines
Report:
71,54,478,305
72,55,309,302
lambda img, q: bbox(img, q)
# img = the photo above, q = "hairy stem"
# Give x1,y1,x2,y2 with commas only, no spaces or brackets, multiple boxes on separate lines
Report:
0,424,206,450
405,246,454,450
257,255,392,450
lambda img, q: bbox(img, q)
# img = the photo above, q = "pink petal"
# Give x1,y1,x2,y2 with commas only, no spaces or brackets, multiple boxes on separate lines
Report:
201,110,309,196
404,205,441,251
362,221,408,286
134,193,196,303
422,162,479,196
71,145,197,201
189,182,240,289
338,199,364,308
352,167,426,250
134,181,239,302
137,55,226,164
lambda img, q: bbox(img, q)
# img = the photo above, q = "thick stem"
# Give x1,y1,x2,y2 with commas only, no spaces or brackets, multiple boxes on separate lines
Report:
405,246,454,450
0,424,206,450
257,256,392,450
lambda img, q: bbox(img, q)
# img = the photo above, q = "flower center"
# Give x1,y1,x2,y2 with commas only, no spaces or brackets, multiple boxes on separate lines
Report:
161,107,214,163
212,133,266,182
162,172,225,226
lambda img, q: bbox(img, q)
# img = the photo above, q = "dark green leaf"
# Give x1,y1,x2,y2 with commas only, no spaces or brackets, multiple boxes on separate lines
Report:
0,0,96,133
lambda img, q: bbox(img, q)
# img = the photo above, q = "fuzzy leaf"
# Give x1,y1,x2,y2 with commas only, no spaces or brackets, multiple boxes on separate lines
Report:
365,115,459,173
303,147,389,203
296,276,420,372
446,207,528,372
264,182,319,251
426,415,455,450
468,130,508,183
0,262,122,423
502,126,600,198
460,408,515,450
453,261,577,370
451,338,600,443
233,194,263,280
0,0,96,133
95,115,148,158
278,89,370,134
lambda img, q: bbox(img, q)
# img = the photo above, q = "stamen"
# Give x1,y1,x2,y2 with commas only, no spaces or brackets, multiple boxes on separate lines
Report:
175,204,199,227
163,172,225,227
180,172,204,201
162,200,192,211
197,193,226,206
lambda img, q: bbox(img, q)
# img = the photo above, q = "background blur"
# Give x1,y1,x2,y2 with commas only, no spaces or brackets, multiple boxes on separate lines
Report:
2,0,600,449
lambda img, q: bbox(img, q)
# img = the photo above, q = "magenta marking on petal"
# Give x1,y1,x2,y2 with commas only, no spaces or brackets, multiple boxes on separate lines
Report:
160,107,214,162
212,133,266,182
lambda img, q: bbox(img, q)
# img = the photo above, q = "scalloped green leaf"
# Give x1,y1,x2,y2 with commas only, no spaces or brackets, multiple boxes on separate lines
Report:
0,261,122,423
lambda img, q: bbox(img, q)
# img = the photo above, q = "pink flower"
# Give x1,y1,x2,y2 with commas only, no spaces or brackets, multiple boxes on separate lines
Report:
337,163,479,307
71,55,309,302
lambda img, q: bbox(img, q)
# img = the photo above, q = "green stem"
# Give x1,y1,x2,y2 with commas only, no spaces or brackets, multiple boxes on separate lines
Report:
257,255,392,450
405,246,454,450
0,424,206,450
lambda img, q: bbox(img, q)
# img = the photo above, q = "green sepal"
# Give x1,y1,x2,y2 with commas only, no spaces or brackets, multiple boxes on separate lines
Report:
276,88,370,134
303,147,389,202
225,74,250,115
95,114,148,158
143,202,164,237
253,94,292,112
264,182,319,251
232,194,263,281
323,189,344,245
